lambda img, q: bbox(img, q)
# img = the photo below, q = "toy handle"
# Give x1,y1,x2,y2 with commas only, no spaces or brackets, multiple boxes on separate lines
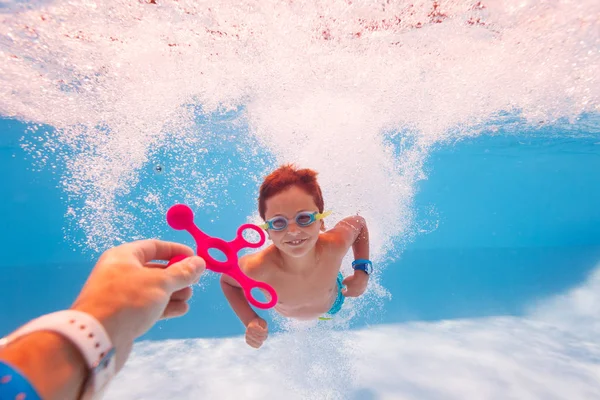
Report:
166,254,188,267
228,269,278,309
242,280,279,309
166,257,278,309
230,224,265,251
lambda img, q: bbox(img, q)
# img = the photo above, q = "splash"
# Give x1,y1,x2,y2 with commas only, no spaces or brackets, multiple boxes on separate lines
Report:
0,0,598,267
108,263,600,399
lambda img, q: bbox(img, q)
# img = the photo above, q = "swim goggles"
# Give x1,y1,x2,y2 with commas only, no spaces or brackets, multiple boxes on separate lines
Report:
259,211,332,231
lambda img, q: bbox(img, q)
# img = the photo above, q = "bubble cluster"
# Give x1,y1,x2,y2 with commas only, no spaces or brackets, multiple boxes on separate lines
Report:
1,0,598,268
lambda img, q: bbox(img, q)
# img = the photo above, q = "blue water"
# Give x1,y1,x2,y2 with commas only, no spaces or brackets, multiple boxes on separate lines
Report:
2,115,599,341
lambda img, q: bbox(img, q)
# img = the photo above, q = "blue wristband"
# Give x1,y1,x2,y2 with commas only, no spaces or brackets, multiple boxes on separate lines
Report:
0,361,42,400
352,259,373,275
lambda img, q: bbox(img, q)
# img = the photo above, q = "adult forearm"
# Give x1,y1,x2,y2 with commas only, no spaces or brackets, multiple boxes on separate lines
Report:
0,331,87,400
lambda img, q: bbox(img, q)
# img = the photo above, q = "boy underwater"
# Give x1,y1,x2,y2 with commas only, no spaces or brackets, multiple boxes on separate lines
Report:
220,164,372,348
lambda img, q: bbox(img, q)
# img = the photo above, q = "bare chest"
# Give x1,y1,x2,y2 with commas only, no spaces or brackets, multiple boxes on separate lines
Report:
269,255,343,317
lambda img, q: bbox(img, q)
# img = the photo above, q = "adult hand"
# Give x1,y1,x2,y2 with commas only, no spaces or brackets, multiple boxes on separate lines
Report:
71,239,205,371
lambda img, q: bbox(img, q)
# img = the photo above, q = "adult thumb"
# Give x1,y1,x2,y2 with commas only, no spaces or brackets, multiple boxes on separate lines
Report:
166,256,206,291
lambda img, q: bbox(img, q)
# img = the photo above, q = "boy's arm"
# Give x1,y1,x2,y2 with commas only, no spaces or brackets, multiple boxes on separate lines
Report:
329,215,370,262
328,215,371,297
219,256,261,327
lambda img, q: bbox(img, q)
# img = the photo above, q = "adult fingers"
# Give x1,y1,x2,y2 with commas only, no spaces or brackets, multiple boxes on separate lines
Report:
170,287,193,302
123,239,195,264
164,255,206,292
145,262,170,269
161,300,190,319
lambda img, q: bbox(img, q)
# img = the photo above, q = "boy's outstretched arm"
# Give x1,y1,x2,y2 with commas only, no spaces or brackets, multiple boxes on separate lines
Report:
332,215,370,260
219,257,269,348
329,215,371,297
220,273,260,326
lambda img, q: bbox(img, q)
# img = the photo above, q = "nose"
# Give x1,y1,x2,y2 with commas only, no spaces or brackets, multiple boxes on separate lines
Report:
286,223,301,235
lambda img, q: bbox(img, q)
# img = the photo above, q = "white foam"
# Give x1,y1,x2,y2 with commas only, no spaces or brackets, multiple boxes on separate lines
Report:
529,263,600,336
106,264,600,400
1,0,598,262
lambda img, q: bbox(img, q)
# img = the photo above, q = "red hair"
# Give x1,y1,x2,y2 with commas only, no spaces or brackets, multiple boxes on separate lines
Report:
258,164,324,219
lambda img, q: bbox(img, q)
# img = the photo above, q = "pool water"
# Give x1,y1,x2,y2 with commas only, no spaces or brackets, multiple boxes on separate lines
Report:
1,0,599,398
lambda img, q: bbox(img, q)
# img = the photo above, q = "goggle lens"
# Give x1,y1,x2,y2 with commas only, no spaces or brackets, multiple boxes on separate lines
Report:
266,212,318,231
296,213,314,226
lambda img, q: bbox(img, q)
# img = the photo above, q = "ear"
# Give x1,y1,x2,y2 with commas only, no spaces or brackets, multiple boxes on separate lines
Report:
320,220,326,232
267,230,272,240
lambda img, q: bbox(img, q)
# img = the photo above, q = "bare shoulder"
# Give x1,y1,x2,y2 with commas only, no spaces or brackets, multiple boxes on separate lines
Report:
238,247,278,281
321,215,367,250
222,249,274,287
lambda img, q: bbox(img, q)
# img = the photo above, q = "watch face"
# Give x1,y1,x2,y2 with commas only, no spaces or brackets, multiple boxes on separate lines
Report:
352,260,372,274
355,264,370,274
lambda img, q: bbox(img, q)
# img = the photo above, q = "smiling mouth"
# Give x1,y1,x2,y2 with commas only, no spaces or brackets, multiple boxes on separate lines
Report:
285,239,308,246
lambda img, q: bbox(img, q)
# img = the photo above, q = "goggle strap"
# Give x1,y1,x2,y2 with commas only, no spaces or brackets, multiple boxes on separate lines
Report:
315,210,332,220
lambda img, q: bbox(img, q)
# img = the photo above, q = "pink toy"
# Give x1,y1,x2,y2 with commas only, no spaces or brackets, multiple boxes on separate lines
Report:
166,204,278,309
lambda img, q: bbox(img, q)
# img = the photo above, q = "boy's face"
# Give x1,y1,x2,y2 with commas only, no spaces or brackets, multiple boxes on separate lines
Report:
263,185,324,258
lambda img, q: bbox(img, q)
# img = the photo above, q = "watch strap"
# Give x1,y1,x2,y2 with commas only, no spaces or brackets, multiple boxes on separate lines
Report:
352,259,373,274
0,310,116,399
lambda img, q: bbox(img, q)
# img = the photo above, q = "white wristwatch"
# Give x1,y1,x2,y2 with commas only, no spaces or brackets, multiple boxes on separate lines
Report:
0,310,116,399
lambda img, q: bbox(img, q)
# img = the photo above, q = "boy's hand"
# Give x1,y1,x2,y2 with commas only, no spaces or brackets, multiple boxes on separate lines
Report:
342,271,369,297
246,317,268,348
